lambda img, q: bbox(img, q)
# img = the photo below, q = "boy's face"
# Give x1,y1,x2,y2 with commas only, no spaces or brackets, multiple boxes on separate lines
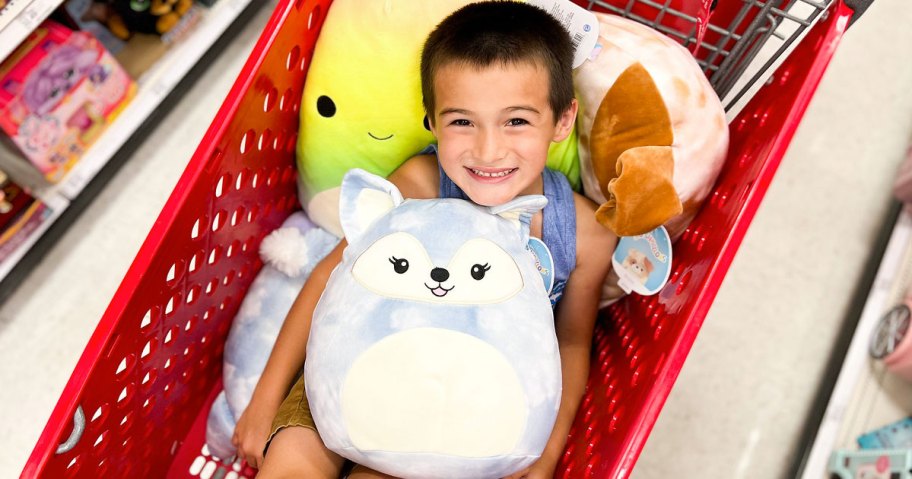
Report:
429,61,576,206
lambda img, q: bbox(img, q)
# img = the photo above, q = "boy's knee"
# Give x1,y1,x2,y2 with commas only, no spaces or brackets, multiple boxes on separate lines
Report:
257,426,343,479
348,464,398,479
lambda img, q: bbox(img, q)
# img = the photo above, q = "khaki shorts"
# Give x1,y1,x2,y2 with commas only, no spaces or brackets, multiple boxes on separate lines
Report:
265,374,317,454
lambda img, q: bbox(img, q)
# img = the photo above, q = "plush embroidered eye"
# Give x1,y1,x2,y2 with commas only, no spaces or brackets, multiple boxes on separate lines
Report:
470,263,490,280
389,256,409,274
317,95,336,117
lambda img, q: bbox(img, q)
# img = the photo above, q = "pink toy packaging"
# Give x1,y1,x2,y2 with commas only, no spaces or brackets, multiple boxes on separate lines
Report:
0,20,135,183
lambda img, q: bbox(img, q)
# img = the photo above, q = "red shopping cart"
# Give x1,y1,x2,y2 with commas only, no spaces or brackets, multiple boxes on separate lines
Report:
21,0,868,477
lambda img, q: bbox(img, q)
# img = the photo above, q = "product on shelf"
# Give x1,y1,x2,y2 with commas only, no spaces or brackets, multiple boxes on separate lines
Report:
100,0,196,39
0,20,136,184
893,142,912,205
0,169,37,233
0,169,51,263
61,0,129,55
828,449,912,479
857,417,912,450
870,296,912,383
76,1,205,78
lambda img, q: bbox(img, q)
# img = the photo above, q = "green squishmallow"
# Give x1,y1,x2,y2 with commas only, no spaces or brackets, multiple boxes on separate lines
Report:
297,0,579,237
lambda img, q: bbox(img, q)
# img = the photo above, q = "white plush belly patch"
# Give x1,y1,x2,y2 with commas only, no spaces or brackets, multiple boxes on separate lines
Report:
342,327,527,456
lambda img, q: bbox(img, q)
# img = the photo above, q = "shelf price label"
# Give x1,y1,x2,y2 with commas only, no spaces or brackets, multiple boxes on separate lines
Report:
15,0,58,30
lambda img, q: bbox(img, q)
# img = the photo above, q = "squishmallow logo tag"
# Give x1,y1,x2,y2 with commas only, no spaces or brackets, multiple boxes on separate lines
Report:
527,0,599,68
526,237,554,294
612,226,672,296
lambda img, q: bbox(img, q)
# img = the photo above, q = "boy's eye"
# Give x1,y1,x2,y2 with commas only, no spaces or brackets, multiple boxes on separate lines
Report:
450,119,471,127
507,118,529,126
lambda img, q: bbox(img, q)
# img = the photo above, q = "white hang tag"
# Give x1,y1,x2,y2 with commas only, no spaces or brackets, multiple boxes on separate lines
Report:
612,226,673,296
527,0,600,68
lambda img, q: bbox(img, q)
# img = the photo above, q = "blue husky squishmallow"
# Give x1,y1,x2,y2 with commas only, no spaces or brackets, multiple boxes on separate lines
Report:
304,169,562,479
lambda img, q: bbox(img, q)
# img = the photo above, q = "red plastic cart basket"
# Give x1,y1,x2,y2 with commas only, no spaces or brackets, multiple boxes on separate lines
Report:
22,0,862,477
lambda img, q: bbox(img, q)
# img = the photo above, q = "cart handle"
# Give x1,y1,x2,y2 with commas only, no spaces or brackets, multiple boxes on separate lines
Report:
844,0,874,26
54,406,85,455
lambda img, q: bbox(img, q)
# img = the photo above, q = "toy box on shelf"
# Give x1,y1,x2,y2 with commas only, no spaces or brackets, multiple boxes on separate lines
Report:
59,0,206,78
0,168,51,262
0,20,135,186
60,0,129,55
805,190,912,477
857,417,912,450
829,449,912,479
21,0,866,478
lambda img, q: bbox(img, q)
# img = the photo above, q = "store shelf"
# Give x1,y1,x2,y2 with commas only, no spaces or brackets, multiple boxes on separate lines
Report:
56,0,254,199
0,0,255,284
799,206,912,478
0,0,64,62
0,191,68,281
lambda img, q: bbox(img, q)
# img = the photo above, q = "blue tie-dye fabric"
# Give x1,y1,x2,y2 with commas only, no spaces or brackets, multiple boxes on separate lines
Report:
305,169,562,479
205,212,338,459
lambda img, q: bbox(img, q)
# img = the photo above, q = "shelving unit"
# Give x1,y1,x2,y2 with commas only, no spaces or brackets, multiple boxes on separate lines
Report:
0,0,64,62
0,0,257,282
799,206,912,478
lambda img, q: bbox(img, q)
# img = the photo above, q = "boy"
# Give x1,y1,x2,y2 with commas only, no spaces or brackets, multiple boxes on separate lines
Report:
235,2,617,478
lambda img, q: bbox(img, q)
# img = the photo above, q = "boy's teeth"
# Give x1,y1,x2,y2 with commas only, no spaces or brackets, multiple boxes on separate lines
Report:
471,168,514,178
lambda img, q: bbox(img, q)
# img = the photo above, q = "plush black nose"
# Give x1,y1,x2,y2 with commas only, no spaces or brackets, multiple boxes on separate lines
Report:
430,267,449,283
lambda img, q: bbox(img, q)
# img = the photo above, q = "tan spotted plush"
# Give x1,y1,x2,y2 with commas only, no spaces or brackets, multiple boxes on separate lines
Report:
575,13,728,240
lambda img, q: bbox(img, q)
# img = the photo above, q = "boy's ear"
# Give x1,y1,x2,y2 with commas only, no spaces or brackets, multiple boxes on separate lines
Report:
339,169,404,242
552,98,578,143
489,195,548,244
424,112,437,137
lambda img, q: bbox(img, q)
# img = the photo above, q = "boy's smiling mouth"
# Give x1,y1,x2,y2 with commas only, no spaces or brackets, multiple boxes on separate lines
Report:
467,167,517,180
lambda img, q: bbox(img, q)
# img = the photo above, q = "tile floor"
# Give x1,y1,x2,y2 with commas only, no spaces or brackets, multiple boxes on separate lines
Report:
1,0,912,478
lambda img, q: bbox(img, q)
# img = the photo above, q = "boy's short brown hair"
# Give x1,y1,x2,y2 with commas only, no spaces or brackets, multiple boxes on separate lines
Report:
421,1,575,124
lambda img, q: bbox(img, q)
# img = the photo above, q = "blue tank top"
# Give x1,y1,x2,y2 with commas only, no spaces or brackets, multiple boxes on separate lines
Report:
422,145,577,306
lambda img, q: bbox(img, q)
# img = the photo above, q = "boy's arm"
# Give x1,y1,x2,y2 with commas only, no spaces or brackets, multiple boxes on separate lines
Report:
520,194,616,478
388,153,439,199
234,154,437,466
233,238,345,467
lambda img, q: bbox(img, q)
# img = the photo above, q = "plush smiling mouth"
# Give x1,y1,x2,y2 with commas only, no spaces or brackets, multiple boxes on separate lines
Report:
425,283,454,297
368,132,393,141
468,167,517,178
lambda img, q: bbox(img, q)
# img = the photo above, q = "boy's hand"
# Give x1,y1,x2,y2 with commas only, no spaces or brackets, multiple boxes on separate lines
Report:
232,398,278,469
502,455,558,479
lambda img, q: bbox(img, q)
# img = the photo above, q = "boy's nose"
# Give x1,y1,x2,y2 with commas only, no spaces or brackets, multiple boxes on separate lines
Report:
474,128,505,163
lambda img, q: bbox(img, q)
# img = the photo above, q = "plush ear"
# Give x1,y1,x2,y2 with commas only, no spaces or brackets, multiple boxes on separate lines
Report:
339,168,404,243
596,146,682,236
589,62,681,236
489,195,548,244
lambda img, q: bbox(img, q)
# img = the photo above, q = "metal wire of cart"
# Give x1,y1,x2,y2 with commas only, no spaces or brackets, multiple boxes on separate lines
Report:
584,0,835,110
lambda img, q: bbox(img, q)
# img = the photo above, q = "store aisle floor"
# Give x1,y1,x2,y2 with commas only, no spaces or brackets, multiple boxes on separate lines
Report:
1,1,911,478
